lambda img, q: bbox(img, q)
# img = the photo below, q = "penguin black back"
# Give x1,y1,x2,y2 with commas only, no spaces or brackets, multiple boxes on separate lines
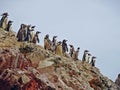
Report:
5,20,13,31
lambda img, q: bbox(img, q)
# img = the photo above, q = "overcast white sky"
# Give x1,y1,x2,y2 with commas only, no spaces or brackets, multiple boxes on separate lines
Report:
0,0,120,81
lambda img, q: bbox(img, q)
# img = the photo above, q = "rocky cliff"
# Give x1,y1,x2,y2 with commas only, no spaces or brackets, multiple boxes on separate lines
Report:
115,74,120,89
0,28,119,90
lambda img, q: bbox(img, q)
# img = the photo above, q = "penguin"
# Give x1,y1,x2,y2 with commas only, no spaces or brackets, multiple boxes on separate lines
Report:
31,26,35,28
5,20,13,31
24,25,32,42
69,44,75,57
62,39,68,55
82,50,89,62
85,52,92,63
22,24,28,41
73,47,80,60
52,36,57,45
17,24,26,41
55,41,63,56
32,31,41,44
51,36,57,52
44,34,52,50
87,53,91,63
30,25,35,42
17,24,22,41
0,12,9,29
90,56,96,66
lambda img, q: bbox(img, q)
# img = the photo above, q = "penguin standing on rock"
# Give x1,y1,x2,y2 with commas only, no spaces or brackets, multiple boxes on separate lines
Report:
73,47,80,60
82,50,89,62
87,53,91,63
62,39,68,55
55,41,63,56
32,31,41,44
51,36,57,52
17,24,24,41
31,26,35,29
0,12,9,29
24,25,31,42
90,56,96,66
69,45,75,57
52,36,57,46
17,24,27,41
30,26,36,42
5,20,13,31
44,34,52,50
85,53,91,63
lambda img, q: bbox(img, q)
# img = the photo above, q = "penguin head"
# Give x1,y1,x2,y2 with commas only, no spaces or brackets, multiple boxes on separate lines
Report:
53,36,57,38
1,12,9,16
84,50,89,53
8,20,13,23
27,24,31,28
36,31,41,34
69,44,73,47
88,53,91,56
65,39,67,42
92,56,96,60
8,20,13,25
23,24,28,29
92,56,96,58
44,34,49,39
77,47,80,50
45,34,49,38
21,24,24,26
57,41,62,45
63,39,67,43
31,26,36,28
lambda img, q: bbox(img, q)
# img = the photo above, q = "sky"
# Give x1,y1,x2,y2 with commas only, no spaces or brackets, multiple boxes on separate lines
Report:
0,0,120,81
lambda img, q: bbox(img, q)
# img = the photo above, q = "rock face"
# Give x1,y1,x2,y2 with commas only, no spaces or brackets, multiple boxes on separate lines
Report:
0,28,120,90
115,74,120,89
